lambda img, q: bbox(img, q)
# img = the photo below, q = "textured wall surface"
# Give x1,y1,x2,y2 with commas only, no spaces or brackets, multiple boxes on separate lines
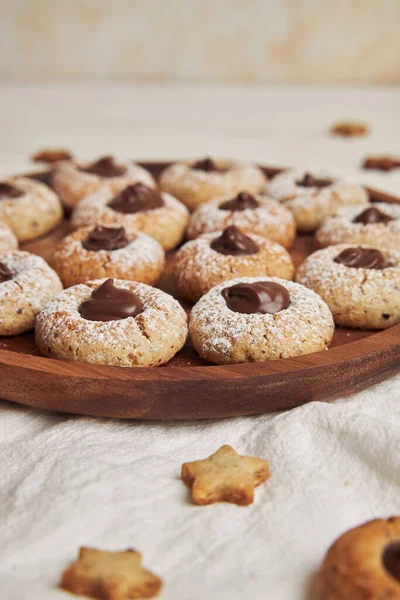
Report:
0,0,399,84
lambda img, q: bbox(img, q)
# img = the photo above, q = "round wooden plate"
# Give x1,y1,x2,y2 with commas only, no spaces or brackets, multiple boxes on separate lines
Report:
0,162,398,420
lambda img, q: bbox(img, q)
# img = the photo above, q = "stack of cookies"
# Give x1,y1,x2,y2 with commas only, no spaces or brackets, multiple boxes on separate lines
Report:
0,153,397,367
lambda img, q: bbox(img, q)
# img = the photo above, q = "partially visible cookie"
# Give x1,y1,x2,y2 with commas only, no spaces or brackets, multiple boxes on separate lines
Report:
330,121,369,137
316,517,400,600
315,203,400,251
0,220,18,254
160,157,267,211
187,192,296,248
32,147,74,164
296,244,400,329
181,444,270,506
266,168,368,232
60,546,163,599
362,155,400,172
174,226,294,303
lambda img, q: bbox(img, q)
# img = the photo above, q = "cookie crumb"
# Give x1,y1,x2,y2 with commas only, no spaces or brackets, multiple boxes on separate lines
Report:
330,121,369,137
362,155,400,172
181,444,270,506
60,547,163,599
32,148,73,164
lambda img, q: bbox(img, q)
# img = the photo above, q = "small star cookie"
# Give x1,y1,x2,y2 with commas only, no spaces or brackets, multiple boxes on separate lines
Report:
181,444,270,506
60,547,163,599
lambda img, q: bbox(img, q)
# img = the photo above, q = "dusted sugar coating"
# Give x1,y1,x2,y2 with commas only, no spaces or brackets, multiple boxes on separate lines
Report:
174,230,294,303
0,220,18,254
315,202,400,251
53,225,165,288
52,156,155,209
266,168,368,232
160,158,267,211
181,444,270,506
187,193,296,249
35,278,188,367
189,276,334,364
296,244,400,329
0,251,62,336
0,176,63,242
72,185,189,251
60,547,163,599
316,517,400,600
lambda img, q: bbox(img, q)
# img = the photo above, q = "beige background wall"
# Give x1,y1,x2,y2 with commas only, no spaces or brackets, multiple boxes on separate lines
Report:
0,0,399,84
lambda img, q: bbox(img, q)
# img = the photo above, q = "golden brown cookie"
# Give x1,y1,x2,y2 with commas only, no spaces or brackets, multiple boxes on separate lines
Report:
174,226,294,303
32,147,74,164
330,121,369,137
296,244,400,329
0,251,62,335
0,177,63,242
72,183,189,251
315,203,400,251
181,444,270,506
52,155,155,209
266,168,368,232
0,220,18,254
53,225,165,288
60,546,163,599
160,157,267,211
316,517,400,600
189,277,334,364
187,192,295,248
35,278,188,367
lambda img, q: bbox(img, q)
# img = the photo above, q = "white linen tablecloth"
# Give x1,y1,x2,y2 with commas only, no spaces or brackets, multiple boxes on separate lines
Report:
0,84,399,600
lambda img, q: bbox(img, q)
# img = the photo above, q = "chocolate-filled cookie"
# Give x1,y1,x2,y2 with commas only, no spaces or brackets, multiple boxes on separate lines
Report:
296,244,400,329
72,183,188,251
160,158,267,211
0,177,63,242
53,225,165,288
52,155,155,209
315,202,400,251
35,278,188,367
189,276,334,364
174,226,294,303
266,168,368,232
187,192,295,248
316,517,400,600
0,251,62,335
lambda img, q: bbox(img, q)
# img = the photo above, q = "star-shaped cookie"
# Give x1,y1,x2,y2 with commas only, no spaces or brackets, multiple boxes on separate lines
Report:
181,444,270,506
60,547,163,599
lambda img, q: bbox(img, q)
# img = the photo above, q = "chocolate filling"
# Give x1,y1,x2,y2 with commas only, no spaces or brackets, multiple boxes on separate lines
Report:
296,173,333,188
353,207,394,224
108,183,164,214
0,183,24,199
192,158,226,172
222,281,290,314
219,192,259,211
81,156,127,178
334,247,386,269
79,278,143,322
0,262,13,283
382,541,400,583
210,226,259,256
82,226,129,252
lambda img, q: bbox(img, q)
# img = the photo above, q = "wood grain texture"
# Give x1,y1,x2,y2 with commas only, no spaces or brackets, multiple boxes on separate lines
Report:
0,162,398,420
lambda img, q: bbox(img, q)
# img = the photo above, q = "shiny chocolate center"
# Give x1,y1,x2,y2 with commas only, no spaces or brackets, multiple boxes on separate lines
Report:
79,278,143,322
192,157,223,172
382,541,400,583
222,281,290,314
0,183,24,199
108,183,164,214
334,247,386,269
82,226,129,252
210,226,259,256
296,173,333,188
219,192,259,211
353,207,394,224
0,262,13,283
81,156,127,178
